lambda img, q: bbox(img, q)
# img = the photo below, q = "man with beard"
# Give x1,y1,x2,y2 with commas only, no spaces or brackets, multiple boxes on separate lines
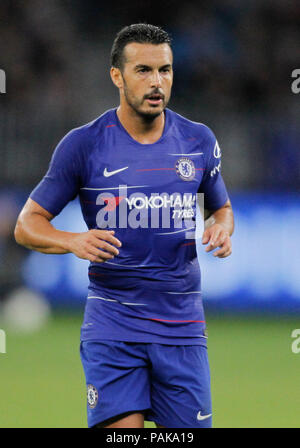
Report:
15,23,234,428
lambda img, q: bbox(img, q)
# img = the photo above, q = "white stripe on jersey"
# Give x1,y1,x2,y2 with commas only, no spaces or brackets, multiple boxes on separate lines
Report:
166,291,201,294
87,295,147,306
80,185,149,190
155,226,195,235
168,152,203,156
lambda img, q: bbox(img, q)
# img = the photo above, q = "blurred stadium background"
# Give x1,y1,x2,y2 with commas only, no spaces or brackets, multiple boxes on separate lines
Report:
0,0,300,428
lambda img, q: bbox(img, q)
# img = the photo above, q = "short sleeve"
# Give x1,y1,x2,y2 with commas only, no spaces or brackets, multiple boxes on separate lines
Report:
198,127,229,211
30,128,84,216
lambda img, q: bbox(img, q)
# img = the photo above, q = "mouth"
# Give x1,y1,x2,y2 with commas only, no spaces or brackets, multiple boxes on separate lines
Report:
145,93,164,106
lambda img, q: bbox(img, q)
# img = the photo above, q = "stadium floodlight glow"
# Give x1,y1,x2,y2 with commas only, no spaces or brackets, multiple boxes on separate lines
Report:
0,69,6,94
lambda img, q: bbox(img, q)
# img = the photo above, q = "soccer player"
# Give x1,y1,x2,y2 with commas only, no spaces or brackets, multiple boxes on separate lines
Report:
14,23,234,428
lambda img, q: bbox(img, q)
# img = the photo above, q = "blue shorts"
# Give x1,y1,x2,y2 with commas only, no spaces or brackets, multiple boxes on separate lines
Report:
80,341,212,428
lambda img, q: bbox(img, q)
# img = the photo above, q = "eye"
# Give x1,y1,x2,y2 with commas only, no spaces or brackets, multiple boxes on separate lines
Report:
160,67,171,73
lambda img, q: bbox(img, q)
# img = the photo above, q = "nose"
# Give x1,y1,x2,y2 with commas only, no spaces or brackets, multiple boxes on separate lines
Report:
150,70,162,88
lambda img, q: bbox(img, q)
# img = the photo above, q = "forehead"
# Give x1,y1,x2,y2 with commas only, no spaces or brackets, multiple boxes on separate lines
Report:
123,42,173,67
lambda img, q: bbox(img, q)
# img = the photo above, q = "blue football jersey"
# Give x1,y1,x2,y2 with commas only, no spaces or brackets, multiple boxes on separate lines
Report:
30,108,229,345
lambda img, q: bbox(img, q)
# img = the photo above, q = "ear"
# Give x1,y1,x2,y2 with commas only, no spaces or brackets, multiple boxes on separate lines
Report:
110,67,123,89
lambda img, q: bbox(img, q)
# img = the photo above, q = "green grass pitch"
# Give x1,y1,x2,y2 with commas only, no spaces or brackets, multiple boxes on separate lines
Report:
0,312,299,428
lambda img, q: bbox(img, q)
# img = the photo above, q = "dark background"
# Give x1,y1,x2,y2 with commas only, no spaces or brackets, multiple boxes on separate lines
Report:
0,0,299,311
1,0,299,189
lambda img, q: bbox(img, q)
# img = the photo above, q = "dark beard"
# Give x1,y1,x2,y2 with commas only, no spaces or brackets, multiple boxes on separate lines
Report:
123,81,168,122
134,106,162,121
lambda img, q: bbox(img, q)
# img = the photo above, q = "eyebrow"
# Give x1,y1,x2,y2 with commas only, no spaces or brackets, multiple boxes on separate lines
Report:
134,64,172,70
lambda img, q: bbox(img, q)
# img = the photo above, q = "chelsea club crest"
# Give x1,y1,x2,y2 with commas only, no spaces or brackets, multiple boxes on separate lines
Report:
175,157,195,181
87,384,98,409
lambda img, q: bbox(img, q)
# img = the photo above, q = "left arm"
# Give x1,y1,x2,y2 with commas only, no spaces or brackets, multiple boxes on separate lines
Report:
202,199,234,258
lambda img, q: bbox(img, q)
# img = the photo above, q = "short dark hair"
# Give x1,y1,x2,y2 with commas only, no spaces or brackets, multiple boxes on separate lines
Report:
111,23,172,70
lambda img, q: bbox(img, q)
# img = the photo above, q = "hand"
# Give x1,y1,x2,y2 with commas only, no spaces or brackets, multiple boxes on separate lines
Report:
202,224,232,258
67,229,122,263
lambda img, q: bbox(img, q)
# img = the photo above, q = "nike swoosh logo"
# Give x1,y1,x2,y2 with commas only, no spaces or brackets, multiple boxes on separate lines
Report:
197,411,212,421
103,167,128,177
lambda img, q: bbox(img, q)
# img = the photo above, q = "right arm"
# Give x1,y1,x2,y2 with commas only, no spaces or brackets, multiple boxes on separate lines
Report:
14,198,121,263
15,127,121,262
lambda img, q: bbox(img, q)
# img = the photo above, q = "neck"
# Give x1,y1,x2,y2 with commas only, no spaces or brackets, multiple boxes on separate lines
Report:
116,103,165,144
